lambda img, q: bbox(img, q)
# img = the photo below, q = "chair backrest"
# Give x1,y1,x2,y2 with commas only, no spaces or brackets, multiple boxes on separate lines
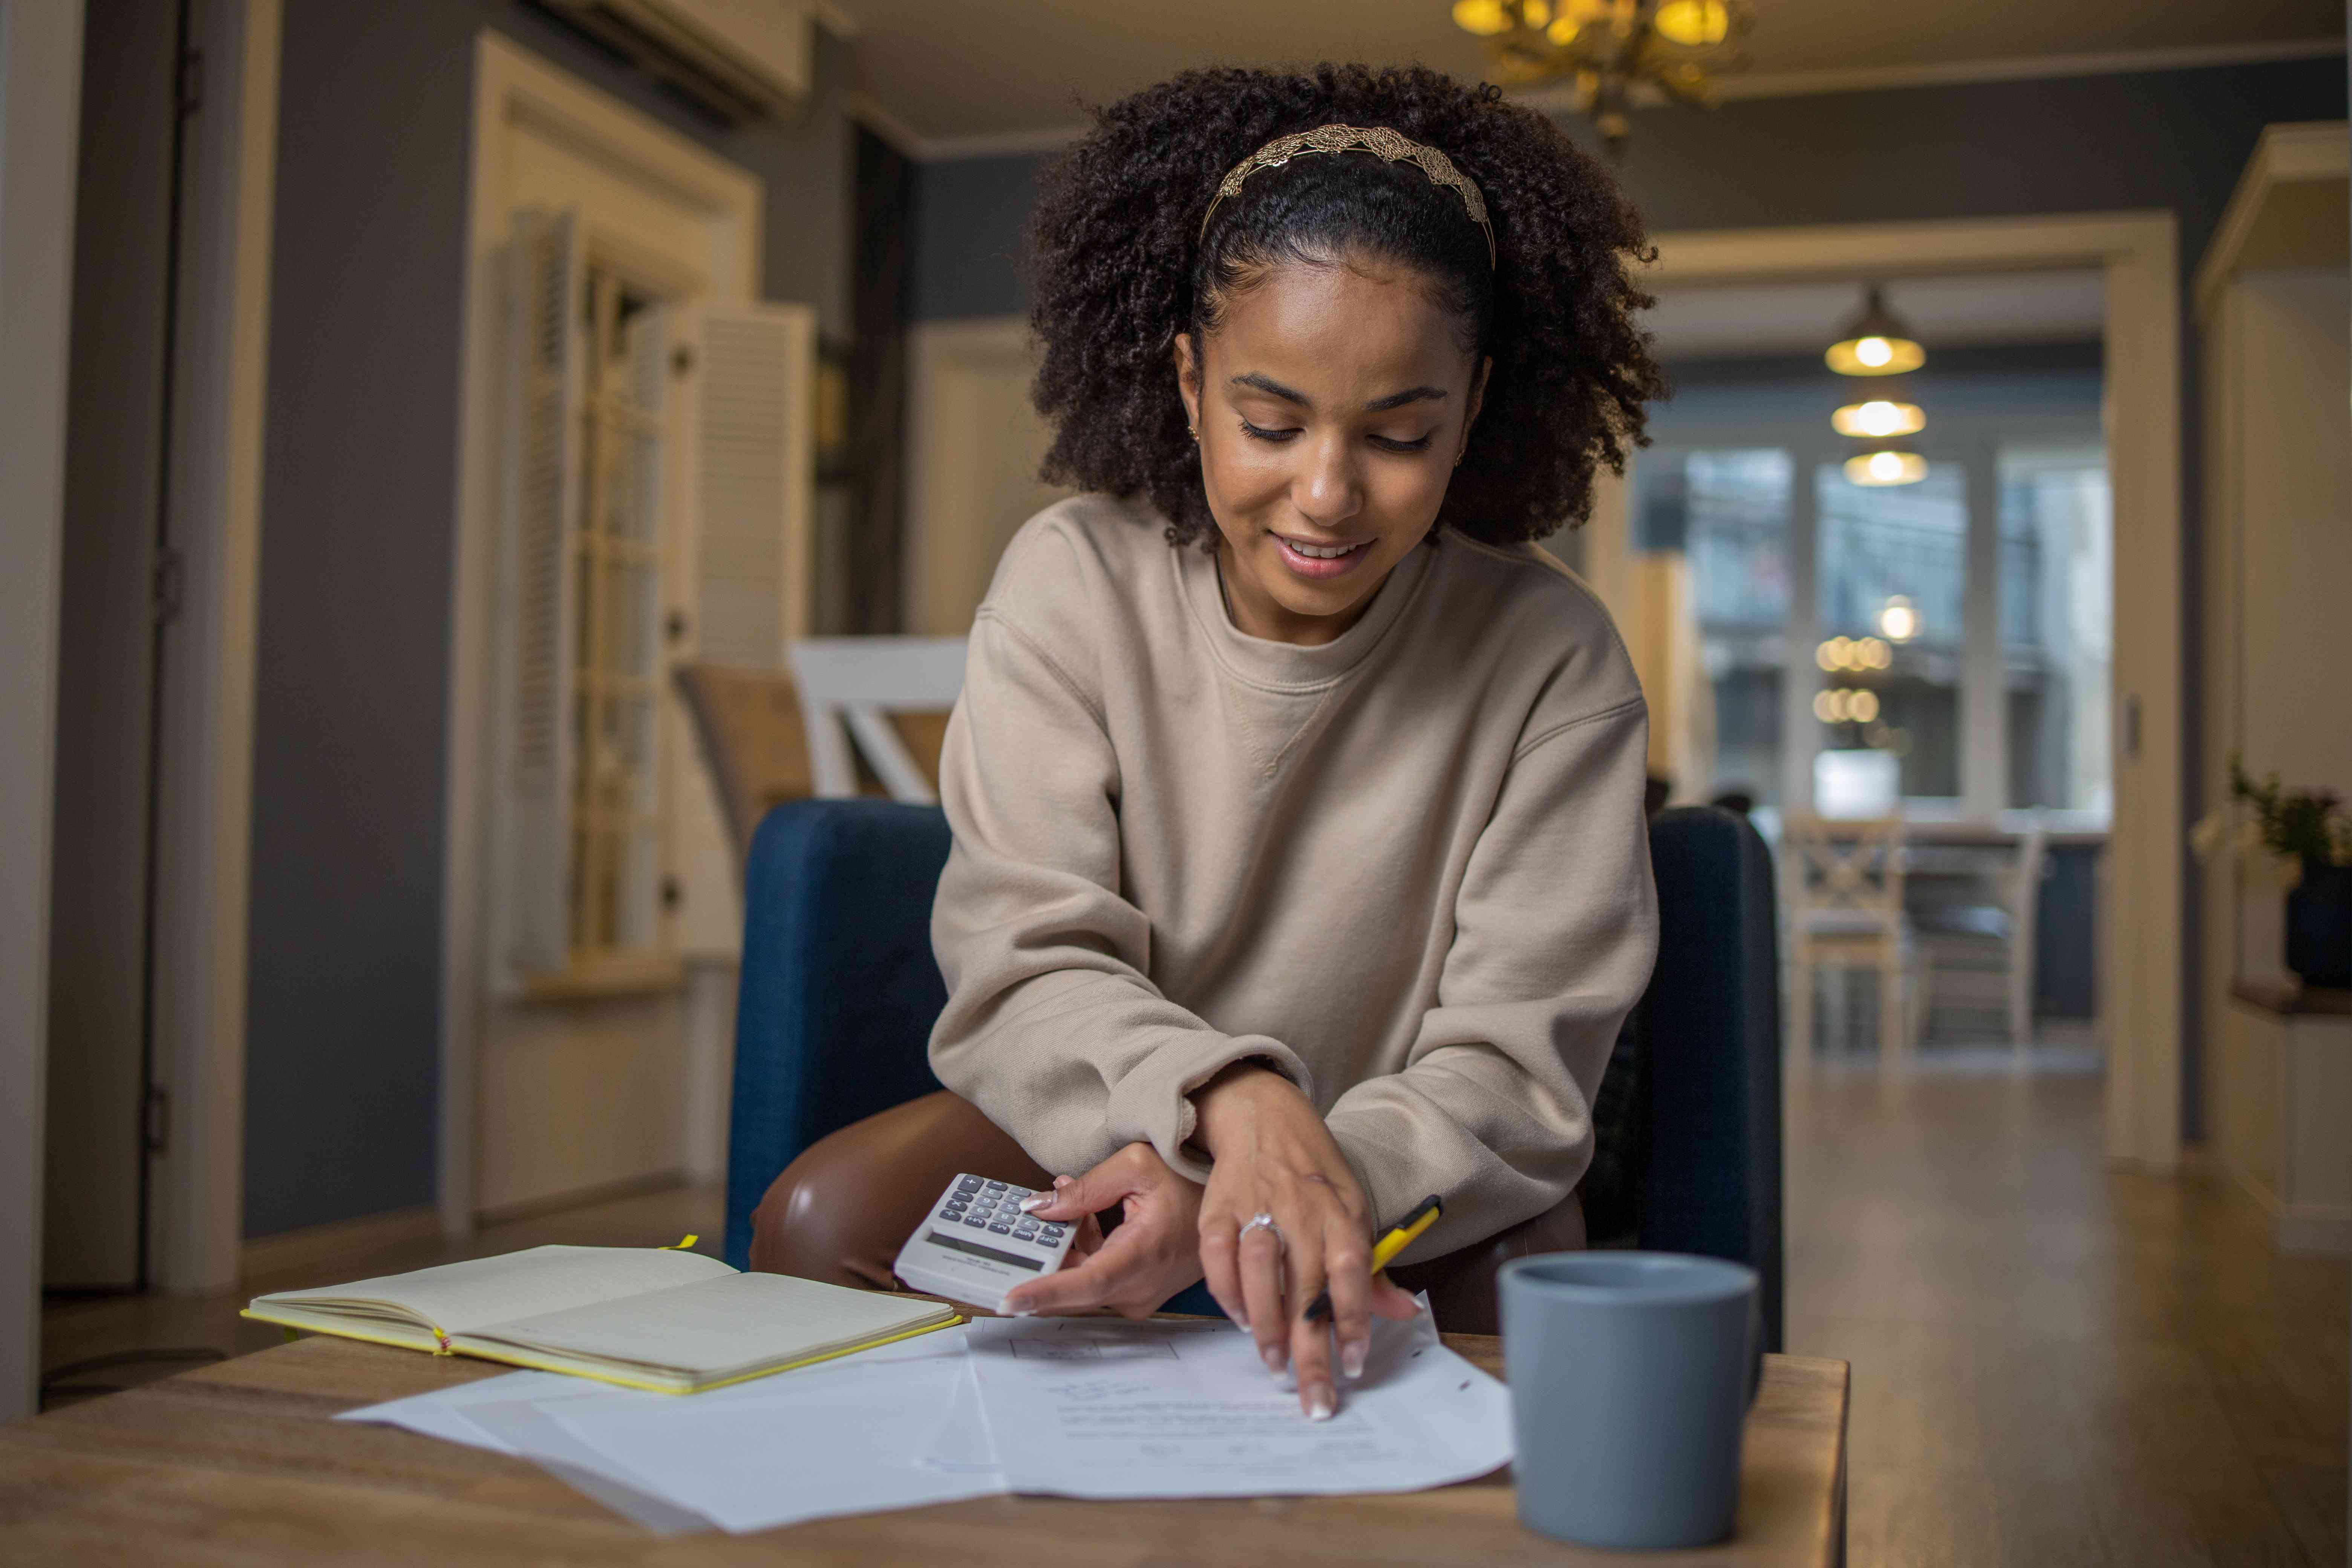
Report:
723,799,1785,1350
787,637,966,802
671,663,815,872
2006,821,2049,945
1636,806,1785,1351
1781,812,1906,923
723,800,954,1270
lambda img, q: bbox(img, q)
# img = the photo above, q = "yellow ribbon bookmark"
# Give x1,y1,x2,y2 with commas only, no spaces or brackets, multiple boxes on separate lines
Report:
660,1234,700,1251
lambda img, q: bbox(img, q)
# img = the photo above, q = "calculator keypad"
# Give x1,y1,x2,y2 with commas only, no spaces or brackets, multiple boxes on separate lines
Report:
931,1177,1073,1260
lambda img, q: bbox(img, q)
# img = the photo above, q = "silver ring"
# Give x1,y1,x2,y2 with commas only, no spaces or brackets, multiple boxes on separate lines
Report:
1238,1212,1285,1250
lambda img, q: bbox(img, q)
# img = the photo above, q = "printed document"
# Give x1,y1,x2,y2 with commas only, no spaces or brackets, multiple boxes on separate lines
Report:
961,1308,1512,1499
340,1305,1513,1531
340,1326,997,1534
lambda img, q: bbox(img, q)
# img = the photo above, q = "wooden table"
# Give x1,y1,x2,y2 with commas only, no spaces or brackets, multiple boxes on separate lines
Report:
1,1333,1848,1566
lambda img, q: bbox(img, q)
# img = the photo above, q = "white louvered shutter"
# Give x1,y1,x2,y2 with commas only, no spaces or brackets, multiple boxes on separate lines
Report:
497,207,585,977
661,301,815,961
686,303,816,667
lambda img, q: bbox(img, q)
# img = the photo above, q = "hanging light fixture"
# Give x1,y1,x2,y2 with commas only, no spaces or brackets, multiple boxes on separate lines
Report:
1825,284,1926,376
1825,283,1928,484
1450,0,1754,156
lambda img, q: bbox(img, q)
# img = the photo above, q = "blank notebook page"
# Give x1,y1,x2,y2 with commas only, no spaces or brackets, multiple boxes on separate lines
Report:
261,1245,735,1336
465,1272,944,1374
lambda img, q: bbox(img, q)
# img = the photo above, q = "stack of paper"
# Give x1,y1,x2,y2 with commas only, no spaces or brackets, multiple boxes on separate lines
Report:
339,1300,1513,1535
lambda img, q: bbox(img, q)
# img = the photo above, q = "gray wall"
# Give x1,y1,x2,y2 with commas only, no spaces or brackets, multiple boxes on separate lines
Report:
910,56,2347,322
245,0,853,1237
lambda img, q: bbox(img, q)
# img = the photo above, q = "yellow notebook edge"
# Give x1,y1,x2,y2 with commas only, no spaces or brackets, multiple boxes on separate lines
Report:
241,1303,964,1395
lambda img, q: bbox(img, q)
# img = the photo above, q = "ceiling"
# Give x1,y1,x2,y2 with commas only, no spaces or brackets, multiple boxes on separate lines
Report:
829,0,2342,150
1648,271,2106,358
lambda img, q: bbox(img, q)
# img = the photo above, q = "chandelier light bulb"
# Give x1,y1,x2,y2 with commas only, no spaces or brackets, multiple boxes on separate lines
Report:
1451,0,1511,35
1811,688,1886,725
1855,337,1892,368
1449,0,1752,153
1654,0,1731,45
1878,595,1920,643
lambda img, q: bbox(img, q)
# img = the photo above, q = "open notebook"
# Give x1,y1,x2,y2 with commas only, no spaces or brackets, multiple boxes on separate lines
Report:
243,1245,957,1394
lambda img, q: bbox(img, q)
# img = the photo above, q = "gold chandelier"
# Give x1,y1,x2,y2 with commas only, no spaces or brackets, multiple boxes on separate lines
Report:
1451,0,1755,153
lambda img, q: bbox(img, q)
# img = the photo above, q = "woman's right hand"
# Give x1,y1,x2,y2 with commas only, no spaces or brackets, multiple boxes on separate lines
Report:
1191,1063,1421,1420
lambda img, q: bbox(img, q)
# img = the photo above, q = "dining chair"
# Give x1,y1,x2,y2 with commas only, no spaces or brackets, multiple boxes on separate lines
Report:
1781,812,1913,1060
787,637,967,802
1910,821,2047,1050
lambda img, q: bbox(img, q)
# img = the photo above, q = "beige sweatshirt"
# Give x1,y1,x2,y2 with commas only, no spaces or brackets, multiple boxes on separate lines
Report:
928,494,1657,1260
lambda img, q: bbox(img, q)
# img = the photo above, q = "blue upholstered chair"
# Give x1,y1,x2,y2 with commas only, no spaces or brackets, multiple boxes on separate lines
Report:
723,799,1785,1351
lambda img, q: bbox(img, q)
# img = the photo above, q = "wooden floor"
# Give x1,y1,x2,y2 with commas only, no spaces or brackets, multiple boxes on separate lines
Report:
38,1055,2349,1565
1788,1049,2347,1566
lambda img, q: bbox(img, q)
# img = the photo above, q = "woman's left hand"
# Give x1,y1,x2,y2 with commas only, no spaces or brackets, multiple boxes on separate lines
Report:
1192,1063,1422,1420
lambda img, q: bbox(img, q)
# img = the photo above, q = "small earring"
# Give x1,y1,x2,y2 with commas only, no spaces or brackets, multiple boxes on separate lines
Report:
1189,426,1199,443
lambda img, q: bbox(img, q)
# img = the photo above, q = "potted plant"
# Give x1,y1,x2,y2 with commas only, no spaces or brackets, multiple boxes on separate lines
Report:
2192,759,2352,988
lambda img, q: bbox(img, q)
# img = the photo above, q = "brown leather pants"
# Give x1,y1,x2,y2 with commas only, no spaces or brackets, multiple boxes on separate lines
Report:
748,1090,1585,1335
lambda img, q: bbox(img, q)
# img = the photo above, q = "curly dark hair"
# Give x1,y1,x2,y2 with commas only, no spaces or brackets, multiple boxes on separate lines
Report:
1028,63,1664,549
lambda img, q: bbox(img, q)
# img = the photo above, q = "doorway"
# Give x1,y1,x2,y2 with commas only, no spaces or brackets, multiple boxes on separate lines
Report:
1582,213,2183,1165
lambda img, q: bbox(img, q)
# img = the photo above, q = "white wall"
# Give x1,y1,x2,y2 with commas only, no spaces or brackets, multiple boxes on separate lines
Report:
0,0,88,1419
903,317,1069,634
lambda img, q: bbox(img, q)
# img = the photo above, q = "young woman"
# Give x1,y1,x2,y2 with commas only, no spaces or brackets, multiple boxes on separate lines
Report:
754,63,1664,1421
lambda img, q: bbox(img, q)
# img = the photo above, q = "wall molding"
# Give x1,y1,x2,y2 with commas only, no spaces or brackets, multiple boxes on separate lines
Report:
2193,120,2351,314
858,37,2347,164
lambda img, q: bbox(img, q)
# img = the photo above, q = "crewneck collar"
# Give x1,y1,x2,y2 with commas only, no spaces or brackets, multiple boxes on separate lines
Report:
1179,532,1438,692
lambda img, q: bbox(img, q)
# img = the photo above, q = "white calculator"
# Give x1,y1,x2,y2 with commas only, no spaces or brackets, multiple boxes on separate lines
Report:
891,1173,1079,1313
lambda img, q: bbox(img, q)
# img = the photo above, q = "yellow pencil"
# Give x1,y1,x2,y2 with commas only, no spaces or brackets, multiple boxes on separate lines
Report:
1303,1194,1442,1323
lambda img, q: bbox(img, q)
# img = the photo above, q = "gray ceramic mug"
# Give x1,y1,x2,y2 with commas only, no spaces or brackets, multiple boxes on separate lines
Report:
1499,1251,1761,1550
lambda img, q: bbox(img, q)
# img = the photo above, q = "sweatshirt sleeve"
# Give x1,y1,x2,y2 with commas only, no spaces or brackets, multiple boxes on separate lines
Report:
926,607,1313,1183
1320,694,1657,1259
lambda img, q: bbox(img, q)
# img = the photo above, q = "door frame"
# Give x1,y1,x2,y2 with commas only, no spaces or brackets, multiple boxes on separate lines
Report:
1631,210,2183,1170
2,0,89,1417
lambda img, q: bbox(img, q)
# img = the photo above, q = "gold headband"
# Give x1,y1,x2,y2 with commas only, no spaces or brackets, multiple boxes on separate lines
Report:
1199,124,1495,268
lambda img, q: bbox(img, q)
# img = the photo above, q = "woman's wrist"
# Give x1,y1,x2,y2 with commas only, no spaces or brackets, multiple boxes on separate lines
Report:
1191,1059,1301,1159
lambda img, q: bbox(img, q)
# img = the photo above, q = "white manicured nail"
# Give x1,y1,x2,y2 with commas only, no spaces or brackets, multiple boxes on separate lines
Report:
1341,1341,1367,1380
1019,1195,1051,1213
1308,1391,1335,1421
1262,1345,1284,1374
